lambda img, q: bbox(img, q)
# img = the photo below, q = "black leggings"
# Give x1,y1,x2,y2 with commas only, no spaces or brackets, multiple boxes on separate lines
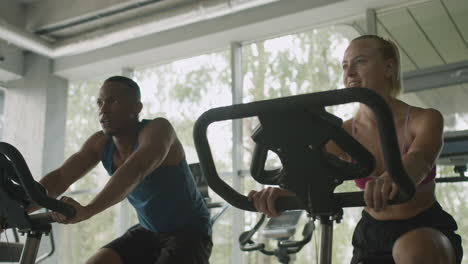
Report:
351,202,463,264
103,225,213,264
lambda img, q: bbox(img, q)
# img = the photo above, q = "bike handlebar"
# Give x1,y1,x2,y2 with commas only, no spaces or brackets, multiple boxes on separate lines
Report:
0,142,76,219
194,88,415,212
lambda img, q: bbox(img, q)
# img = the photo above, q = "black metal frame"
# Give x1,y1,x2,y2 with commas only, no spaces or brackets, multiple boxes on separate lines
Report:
0,142,75,264
193,88,415,264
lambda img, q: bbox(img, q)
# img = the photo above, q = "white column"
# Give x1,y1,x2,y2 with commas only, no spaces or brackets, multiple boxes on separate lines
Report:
3,52,68,264
4,53,68,178
231,41,245,264
366,8,377,35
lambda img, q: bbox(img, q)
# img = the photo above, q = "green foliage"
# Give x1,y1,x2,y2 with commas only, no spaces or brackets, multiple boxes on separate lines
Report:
134,52,232,170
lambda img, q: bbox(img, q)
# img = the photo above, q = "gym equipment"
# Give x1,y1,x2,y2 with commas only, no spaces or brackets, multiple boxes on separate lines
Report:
193,88,415,264
1,228,23,262
0,224,56,263
239,210,313,263
189,163,230,224
436,130,468,183
0,142,75,264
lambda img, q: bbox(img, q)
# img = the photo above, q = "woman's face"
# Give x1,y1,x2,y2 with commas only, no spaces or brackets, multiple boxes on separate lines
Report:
342,38,395,97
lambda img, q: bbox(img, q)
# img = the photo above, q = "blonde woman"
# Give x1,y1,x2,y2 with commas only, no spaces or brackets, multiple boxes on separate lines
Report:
248,35,463,264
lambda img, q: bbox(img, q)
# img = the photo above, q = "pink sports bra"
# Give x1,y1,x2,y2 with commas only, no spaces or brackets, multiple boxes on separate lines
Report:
352,106,436,190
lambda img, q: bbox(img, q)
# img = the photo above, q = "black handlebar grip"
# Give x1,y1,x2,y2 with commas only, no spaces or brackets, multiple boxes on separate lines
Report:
275,196,306,211
335,190,413,208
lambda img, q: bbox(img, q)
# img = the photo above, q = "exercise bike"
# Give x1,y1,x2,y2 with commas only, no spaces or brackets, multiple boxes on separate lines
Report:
239,210,313,263
0,142,75,264
193,88,415,264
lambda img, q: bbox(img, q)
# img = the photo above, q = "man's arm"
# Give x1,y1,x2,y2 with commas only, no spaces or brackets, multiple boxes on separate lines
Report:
61,118,179,224
40,132,105,199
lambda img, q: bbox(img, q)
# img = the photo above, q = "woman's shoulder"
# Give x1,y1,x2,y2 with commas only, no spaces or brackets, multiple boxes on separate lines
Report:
409,105,443,124
407,105,444,136
393,98,441,122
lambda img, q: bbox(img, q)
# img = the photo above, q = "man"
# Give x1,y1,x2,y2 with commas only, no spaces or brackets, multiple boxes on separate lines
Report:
38,76,212,263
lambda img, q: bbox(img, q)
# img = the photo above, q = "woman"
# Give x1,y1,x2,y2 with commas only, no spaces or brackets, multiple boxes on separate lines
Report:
248,35,463,264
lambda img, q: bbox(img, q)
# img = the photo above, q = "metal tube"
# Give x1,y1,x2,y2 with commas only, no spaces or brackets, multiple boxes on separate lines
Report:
319,217,334,264
19,232,42,264
231,40,245,264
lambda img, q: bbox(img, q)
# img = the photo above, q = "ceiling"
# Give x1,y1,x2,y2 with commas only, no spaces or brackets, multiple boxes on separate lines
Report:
0,0,467,91
363,0,468,129
353,0,468,72
23,0,196,40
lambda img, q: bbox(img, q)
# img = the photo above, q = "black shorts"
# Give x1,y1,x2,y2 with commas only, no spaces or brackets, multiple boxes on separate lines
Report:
351,202,463,264
103,225,213,264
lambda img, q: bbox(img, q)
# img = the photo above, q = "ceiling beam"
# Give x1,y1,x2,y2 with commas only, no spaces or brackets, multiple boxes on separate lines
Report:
403,60,468,93
25,0,150,31
437,129,468,166
55,0,415,80
1,0,282,58
0,43,24,82
0,1,24,29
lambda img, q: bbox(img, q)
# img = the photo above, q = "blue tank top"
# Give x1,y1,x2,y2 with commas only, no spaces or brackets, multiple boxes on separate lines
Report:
101,119,212,235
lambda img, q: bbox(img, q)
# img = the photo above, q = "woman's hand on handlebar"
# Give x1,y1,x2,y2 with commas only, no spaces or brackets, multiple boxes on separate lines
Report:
248,187,295,218
364,172,399,211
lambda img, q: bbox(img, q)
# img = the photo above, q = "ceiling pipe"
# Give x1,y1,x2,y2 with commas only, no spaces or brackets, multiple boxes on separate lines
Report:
34,0,167,35
0,18,54,57
0,0,279,59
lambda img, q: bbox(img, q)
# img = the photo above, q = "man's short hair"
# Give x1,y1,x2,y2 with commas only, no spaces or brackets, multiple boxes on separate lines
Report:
104,76,141,102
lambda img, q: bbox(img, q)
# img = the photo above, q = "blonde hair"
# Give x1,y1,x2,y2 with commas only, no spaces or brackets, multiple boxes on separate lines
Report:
352,35,403,97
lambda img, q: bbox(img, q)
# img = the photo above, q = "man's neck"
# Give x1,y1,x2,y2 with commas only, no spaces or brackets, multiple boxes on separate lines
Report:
112,120,139,157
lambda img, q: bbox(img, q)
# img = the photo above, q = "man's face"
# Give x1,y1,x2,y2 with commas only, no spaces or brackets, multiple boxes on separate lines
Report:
97,81,139,136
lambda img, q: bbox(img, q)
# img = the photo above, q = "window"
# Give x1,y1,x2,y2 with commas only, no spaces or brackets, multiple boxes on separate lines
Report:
59,77,118,264
134,51,232,169
133,51,234,263
62,51,234,263
241,25,360,263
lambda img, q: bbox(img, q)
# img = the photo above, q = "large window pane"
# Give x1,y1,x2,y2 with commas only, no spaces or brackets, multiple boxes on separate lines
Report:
60,77,118,264
241,25,358,169
241,25,360,263
134,51,232,170
401,84,468,131
133,51,233,264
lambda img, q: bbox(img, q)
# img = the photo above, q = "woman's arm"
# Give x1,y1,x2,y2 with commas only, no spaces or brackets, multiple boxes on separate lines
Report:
364,108,444,210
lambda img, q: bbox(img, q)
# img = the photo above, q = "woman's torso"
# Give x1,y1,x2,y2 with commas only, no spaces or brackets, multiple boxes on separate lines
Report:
342,102,436,220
